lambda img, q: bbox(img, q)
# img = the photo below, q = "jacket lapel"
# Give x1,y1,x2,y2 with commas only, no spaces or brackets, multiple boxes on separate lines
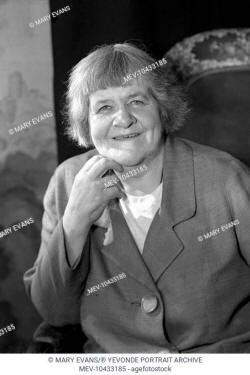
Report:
101,203,157,292
142,136,196,281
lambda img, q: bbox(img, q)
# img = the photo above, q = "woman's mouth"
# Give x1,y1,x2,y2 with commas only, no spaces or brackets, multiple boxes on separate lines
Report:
112,133,141,141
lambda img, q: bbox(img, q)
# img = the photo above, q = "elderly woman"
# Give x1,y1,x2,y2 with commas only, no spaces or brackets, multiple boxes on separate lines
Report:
24,43,250,353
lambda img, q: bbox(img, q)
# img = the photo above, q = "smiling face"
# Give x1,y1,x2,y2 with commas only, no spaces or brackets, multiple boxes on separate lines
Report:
88,82,164,166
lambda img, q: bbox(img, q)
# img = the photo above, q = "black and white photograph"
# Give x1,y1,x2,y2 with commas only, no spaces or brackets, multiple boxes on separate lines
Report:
0,0,250,373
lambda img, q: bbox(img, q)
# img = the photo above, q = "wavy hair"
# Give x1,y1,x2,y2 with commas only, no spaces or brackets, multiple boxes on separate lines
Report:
65,43,188,147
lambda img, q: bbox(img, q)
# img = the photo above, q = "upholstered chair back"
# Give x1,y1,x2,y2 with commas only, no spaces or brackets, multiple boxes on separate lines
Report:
165,29,250,166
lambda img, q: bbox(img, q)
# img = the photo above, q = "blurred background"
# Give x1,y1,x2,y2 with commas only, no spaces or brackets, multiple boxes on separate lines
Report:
0,0,249,352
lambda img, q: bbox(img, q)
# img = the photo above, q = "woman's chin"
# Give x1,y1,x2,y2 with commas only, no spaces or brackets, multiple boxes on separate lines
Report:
116,155,145,167
107,151,144,167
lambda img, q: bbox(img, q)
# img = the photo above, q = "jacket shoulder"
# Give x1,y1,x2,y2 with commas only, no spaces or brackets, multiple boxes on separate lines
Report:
177,137,233,161
177,137,249,173
55,148,97,181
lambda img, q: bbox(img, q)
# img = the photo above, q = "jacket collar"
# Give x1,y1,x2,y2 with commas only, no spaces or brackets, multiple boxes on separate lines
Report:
142,135,196,281
160,135,196,226
101,136,196,287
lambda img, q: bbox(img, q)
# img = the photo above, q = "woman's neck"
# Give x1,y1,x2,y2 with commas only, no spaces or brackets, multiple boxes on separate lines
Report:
116,143,164,196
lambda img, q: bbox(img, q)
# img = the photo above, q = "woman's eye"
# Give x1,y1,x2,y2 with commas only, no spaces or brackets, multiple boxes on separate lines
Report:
130,100,144,105
97,105,112,113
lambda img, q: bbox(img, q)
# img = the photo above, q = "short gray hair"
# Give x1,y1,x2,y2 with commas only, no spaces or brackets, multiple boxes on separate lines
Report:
65,43,188,147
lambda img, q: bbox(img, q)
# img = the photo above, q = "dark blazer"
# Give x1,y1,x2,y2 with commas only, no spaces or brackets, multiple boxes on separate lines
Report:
24,136,250,353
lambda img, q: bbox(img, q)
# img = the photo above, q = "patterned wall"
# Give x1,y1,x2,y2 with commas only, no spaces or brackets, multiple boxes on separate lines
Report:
0,0,57,352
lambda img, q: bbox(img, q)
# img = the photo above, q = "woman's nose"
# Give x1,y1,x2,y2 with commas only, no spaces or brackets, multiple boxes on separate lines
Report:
112,108,136,128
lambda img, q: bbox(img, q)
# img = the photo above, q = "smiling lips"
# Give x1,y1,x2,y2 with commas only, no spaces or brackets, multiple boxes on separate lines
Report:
112,133,141,140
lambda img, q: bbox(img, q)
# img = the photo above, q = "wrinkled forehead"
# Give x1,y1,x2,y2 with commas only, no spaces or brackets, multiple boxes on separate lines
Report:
89,80,151,105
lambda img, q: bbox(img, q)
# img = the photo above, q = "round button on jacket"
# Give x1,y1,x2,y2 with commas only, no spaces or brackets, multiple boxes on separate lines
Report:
141,295,158,313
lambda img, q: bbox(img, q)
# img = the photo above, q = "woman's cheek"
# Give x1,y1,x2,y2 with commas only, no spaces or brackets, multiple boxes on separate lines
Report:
90,117,111,141
89,126,105,146
131,104,156,118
